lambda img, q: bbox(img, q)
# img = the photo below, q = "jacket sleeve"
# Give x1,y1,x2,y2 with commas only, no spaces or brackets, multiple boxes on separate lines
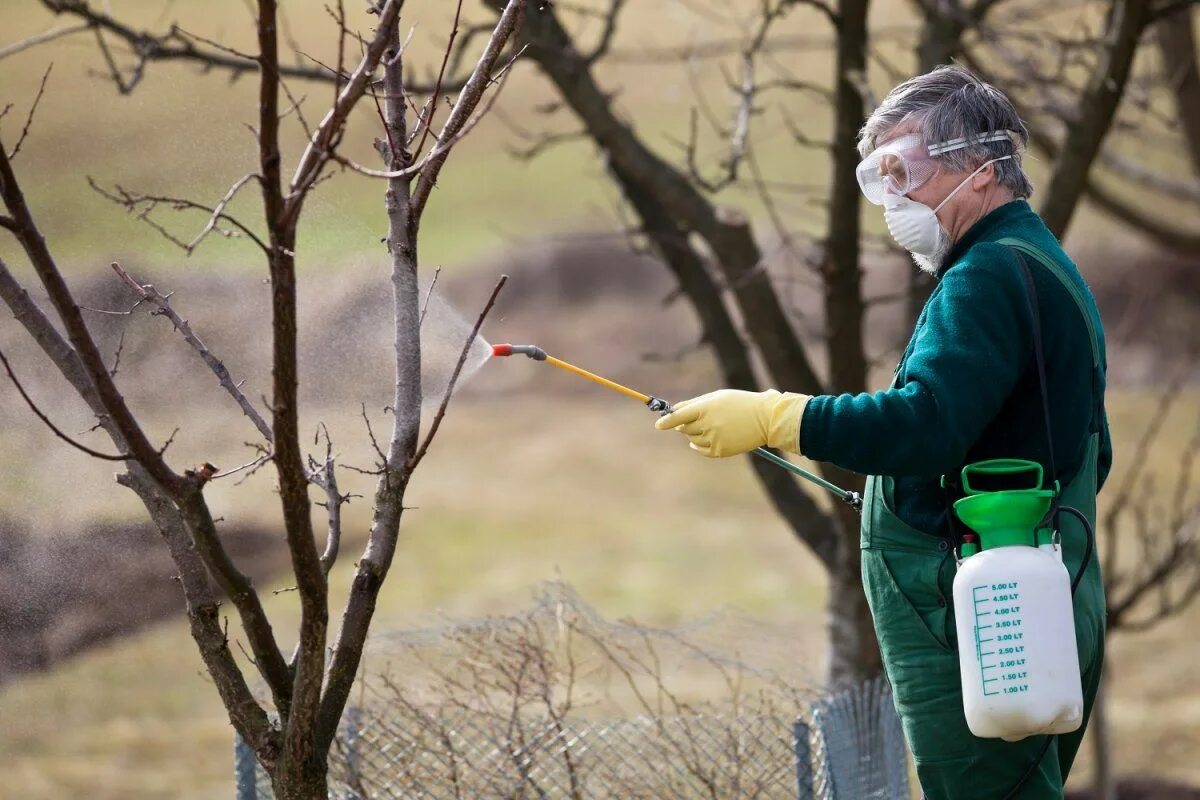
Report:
800,244,1032,478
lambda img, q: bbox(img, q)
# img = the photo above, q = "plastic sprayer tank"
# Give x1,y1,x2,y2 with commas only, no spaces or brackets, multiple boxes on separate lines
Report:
951,461,1084,741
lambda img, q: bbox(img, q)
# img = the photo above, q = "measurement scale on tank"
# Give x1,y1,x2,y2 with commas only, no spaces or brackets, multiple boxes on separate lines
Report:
972,581,1028,697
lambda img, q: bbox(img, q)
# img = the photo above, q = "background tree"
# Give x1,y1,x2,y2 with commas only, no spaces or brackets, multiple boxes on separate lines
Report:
0,1,525,796
470,0,1200,690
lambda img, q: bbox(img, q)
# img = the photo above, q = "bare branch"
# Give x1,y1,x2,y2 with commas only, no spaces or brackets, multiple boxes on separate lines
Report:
409,0,528,221
0,22,89,62
7,64,53,160
282,0,407,226
419,266,442,328
308,425,345,577
87,177,270,254
0,345,131,461
0,135,184,493
109,261,273,442
584,0,629,65
412,0,465,161
327,44,527,183
0,259,278,760
1097,149,1200,203
90,26,145,94
107,328,126,376
409,274,507,472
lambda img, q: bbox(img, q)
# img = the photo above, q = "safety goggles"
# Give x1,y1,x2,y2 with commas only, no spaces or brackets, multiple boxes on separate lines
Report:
855,130,1015,205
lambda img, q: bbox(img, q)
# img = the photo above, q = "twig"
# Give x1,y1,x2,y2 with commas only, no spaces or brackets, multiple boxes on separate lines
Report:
0,345,131,461
331,46,527,183
309,424,344,576
185,173,260,252
91,26,145,94
409,0,527,219
108,329,126,377
171,24,258,61
209,453,271,482
88,178,270,254
361,402,388,469
413,0,465,160
282,0,406,224
409,274,507,471
0,22,89,62
8,64,53,160
110,261,273,442
419,267,442,328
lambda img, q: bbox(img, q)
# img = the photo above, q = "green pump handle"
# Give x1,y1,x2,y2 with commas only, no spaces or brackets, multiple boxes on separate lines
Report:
959,459,1044,495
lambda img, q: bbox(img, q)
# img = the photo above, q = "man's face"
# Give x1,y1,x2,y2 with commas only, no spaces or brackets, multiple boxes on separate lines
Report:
875,122,975,212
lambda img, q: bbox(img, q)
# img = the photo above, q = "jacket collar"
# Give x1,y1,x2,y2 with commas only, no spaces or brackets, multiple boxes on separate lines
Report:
937,199,1035,279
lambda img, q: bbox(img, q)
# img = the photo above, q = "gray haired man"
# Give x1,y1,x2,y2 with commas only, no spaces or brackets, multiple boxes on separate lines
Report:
658,65,1110,798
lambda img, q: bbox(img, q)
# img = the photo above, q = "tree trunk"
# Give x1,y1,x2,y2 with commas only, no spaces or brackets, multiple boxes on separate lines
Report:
1039,0,1152,238
271,759,329,800
500,0,884,685
827,522,882,688
1092,672,1118,800
1156,6,1200,177
907,3,969,325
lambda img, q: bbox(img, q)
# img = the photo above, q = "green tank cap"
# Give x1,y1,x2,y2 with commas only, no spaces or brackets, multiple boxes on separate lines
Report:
952,460,1057,550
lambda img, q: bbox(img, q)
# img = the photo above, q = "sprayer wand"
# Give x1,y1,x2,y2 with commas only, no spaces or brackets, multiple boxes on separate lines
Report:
492,344,863,512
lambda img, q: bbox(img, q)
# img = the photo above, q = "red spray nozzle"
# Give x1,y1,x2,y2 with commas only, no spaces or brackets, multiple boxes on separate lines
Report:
490,343,547,361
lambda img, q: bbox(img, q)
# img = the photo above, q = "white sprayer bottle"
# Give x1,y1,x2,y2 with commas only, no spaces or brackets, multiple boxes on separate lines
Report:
950,460,1084,741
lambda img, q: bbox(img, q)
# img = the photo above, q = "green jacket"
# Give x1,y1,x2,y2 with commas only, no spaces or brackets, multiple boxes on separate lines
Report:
800,199,1112,536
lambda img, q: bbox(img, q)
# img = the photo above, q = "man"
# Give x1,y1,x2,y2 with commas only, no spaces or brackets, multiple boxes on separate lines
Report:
656,65,1110,799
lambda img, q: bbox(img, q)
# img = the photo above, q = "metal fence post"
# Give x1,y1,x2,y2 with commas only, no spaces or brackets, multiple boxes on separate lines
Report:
808,674,910,800
342,705,364,800
234,733,257,800
793,717,815,800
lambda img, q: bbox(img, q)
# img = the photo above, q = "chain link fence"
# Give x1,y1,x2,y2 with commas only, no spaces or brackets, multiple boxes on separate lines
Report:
234,584,909,799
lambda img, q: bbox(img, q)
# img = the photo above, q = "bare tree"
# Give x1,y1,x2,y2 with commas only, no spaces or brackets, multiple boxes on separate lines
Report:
0,1,525,796
1087,379,1200,799
466,0,1199,689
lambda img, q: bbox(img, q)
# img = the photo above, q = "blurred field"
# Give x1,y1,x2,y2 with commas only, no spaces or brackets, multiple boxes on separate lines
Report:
0,0,1159,275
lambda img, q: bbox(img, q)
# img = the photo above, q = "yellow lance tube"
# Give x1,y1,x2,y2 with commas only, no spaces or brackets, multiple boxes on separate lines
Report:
543,355,652,404
489,342,863,511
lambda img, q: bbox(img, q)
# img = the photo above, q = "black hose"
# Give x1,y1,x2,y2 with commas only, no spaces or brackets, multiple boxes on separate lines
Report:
997,506,1095,800
1058,506,1095,595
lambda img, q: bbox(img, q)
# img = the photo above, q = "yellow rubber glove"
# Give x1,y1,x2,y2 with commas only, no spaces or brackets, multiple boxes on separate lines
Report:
654,389,811,458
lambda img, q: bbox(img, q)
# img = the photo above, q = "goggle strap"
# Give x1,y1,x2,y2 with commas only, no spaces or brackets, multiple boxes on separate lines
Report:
927,129,1015,156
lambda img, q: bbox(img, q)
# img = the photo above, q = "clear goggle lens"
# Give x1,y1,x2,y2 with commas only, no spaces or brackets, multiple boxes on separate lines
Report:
855,133,938,206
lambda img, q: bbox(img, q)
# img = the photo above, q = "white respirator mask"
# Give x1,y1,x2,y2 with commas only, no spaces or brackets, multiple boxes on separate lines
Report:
857,130,1016,258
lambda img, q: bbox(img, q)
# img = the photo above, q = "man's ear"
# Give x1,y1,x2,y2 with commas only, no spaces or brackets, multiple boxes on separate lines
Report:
972,161,996,191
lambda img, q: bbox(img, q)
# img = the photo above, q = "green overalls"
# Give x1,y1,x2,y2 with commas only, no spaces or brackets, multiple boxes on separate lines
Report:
861,240,1107,799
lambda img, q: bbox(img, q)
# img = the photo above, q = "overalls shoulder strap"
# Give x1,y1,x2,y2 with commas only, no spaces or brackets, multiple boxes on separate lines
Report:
996,237,1105,433
996,237,1102,370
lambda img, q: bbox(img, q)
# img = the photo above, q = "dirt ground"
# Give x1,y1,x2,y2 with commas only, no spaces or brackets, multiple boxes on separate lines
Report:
0,517,286,685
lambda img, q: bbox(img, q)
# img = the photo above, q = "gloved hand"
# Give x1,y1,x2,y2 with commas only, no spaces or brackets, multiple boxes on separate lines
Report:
654,389,811,458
